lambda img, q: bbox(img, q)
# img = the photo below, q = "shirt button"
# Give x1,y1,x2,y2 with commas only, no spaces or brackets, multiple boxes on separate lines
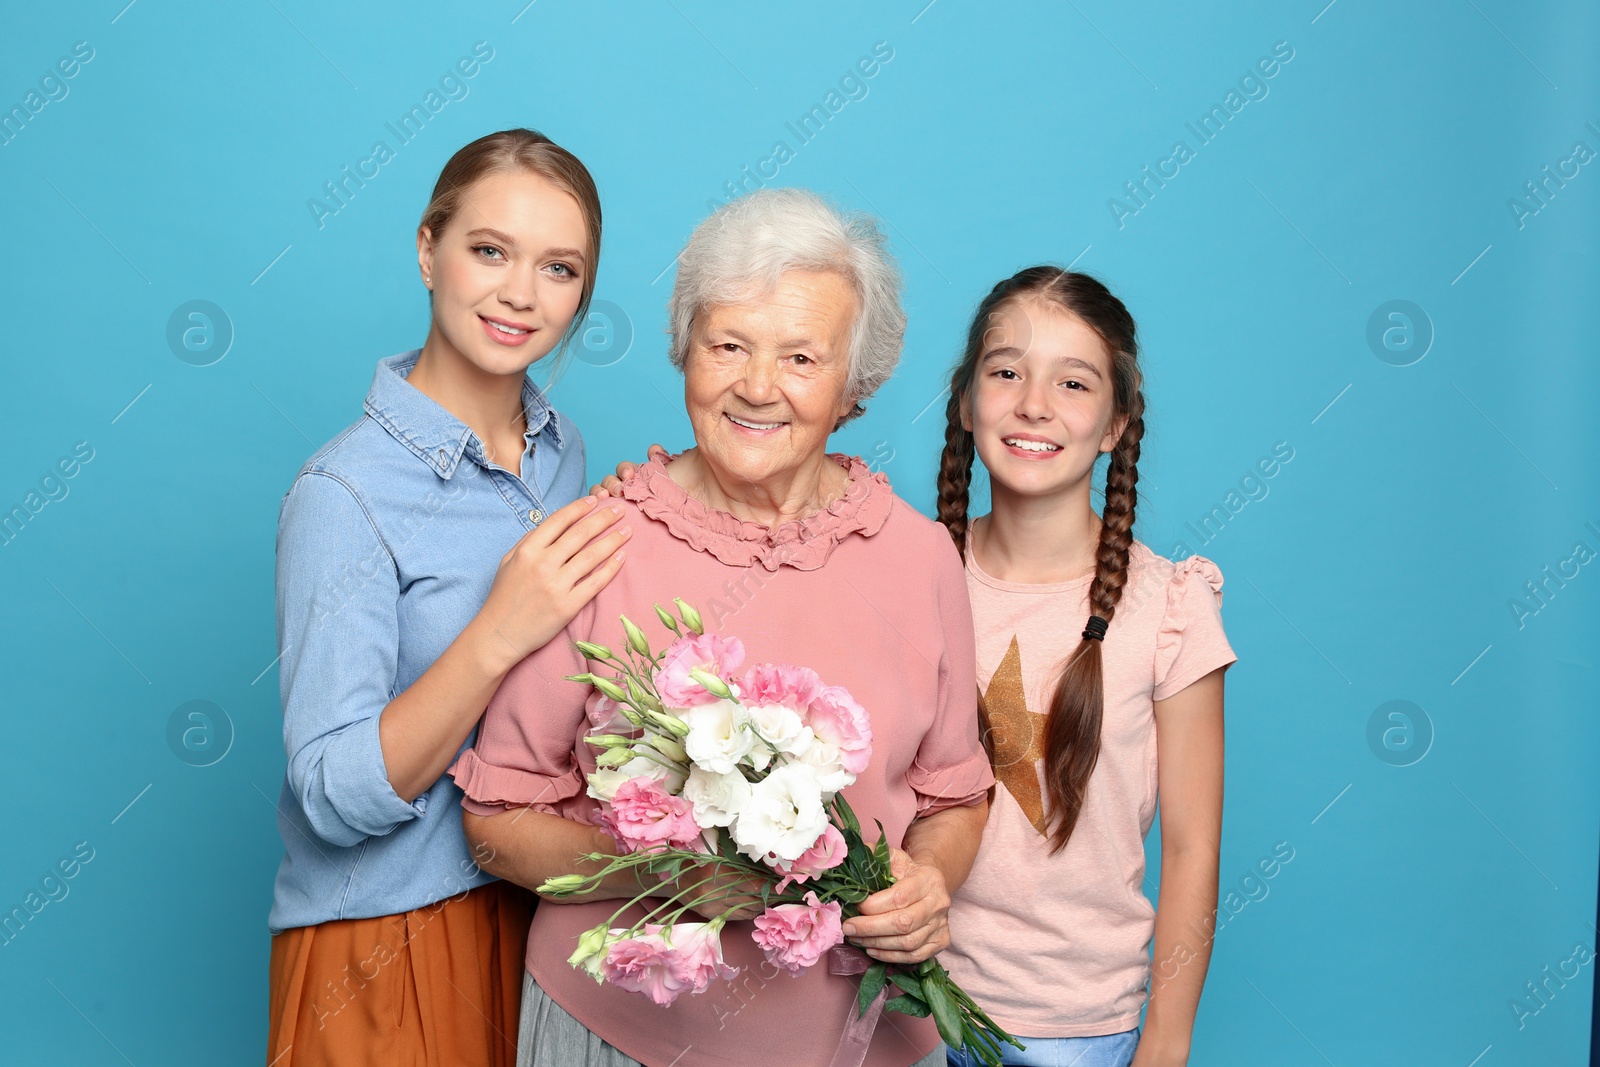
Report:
529,508,544,524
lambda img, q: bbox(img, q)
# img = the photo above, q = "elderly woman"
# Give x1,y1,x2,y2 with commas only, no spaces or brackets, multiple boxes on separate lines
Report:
450,188,992,1067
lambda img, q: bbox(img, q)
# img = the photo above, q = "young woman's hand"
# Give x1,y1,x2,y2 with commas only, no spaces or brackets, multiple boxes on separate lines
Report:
471,496,630,672
590,443,670,498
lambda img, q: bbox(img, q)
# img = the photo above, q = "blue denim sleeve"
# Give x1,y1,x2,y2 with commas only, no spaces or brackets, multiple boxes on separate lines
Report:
275,470,424,847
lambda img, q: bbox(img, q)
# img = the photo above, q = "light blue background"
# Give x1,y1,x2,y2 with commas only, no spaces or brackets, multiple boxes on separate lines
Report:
1,1,1596,1064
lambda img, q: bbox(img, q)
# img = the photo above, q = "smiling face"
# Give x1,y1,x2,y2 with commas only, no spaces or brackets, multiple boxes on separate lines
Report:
964,296,1127,499
683,269,860,491
416,168,589,376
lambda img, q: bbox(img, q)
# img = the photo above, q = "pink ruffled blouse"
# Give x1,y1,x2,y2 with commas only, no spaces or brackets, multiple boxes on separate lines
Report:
451,452,994,1067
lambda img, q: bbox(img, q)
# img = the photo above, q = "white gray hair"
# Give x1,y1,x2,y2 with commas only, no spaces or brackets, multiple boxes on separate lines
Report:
667,188,905,425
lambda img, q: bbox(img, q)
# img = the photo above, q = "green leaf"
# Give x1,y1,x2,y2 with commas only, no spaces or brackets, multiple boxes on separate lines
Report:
923,975,963,1048
888,971,927,1001
883,994,931,1018
870,821,893,883
855,960,889,1020
833,793,862,837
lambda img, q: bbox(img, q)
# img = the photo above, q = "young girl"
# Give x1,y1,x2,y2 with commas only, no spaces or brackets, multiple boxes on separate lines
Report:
937,267,1235,1067
266,129,631,1066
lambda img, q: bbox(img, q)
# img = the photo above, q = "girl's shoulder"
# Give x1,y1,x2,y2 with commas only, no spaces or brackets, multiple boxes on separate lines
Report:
1118,540,1227,620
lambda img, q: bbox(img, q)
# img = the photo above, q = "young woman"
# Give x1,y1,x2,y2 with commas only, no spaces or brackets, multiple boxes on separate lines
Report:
935,267,1235,1067
266,129,632,1067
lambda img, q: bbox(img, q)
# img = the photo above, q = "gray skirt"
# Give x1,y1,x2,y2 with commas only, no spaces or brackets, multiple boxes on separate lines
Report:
516,971,947,1067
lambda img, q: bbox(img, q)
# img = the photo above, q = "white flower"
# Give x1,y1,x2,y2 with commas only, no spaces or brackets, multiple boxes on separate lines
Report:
794,736,854,795
587,755,685,803
732,762,830,864
746,704,814,769
682,766,752,828
682,698,757,775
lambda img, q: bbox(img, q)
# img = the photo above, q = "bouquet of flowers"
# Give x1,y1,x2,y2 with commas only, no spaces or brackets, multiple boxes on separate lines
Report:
537,599,1021,1065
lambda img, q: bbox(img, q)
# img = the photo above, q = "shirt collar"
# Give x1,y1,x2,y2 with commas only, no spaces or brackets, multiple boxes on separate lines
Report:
363,351,562,480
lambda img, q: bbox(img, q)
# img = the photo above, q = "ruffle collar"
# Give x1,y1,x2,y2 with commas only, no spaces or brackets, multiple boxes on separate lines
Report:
620,452,894,572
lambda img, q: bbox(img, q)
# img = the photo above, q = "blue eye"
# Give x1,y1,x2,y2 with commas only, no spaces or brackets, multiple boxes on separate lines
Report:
473,245,504,260
549,262,576,277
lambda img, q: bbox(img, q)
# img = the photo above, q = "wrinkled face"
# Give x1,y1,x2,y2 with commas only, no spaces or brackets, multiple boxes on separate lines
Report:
417,169,589,376
683,269,859,490
964,297,1125,499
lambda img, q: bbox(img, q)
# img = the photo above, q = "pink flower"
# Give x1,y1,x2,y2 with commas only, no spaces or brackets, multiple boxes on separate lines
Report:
599,923,737,1006
654,634,746,708
771,823,848,893
601,928,688,1005
739,663,822,710
585,694,632,732
668,921,739,994
604,776,701,853
805,685,873,774
750,892,845,976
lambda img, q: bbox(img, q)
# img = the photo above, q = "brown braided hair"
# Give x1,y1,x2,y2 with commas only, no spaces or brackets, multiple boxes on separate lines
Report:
937,266,1145,853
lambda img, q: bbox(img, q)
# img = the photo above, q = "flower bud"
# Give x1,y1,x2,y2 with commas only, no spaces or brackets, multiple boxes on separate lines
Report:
574,641,615,662
584,734,635,749
625,675,663,713
567,923,613,981
591,676,629,703
621,616,651,657
595,747,635,767
674,598,704,634
645,732,688,762
688,667,733,700
645,708,692,738
654,604,681,635
542,873,589,896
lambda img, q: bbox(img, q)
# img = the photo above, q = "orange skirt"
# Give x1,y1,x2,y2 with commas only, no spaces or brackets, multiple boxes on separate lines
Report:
267,880,533,1067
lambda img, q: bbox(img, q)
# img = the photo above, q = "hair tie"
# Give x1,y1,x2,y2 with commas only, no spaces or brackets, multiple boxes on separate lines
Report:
1082,615,1109,642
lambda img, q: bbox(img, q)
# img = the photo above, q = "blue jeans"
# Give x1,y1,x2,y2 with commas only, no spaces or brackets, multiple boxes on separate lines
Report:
946,1027,1140,1067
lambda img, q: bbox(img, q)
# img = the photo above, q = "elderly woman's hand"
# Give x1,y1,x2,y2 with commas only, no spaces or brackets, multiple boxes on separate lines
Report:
839,848,952,964
590,443,669,498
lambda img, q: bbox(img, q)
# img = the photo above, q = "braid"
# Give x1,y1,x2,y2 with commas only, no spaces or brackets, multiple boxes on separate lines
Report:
936,387,976,554
1041,398,1144,853
1087,389,1145,623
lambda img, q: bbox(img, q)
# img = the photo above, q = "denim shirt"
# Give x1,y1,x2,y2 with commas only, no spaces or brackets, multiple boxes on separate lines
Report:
268,351,586,933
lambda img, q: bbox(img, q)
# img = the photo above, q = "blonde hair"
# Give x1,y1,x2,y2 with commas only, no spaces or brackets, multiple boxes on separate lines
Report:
420,128,603,359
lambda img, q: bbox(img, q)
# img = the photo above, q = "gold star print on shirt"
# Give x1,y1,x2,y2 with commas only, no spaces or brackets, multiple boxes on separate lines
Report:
977,636,1052,836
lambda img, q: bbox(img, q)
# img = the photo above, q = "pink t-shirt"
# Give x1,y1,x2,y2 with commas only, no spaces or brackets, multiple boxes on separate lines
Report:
450,454,993,1067
941,539,1237,1038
